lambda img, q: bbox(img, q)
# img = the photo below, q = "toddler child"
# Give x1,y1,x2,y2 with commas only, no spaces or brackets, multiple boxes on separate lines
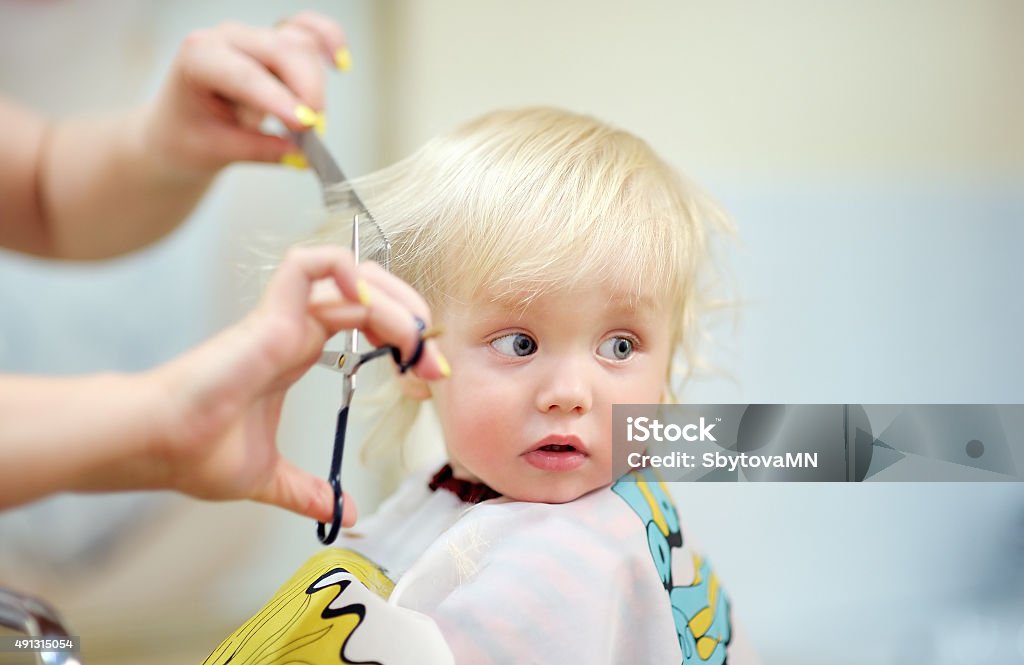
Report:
205,107,757,665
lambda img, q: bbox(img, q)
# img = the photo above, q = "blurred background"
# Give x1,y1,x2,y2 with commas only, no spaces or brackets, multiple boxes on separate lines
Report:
1,0,1022,663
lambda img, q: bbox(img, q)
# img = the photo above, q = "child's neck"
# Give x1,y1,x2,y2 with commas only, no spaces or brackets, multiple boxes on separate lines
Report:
429,463,501,504
448,459,480,482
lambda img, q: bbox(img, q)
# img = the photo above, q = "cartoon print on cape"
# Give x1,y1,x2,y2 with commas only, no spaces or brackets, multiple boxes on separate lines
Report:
613,468,733,664
203,548,451,665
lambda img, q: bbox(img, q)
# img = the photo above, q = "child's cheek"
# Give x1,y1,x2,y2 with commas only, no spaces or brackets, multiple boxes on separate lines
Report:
443,364,521,463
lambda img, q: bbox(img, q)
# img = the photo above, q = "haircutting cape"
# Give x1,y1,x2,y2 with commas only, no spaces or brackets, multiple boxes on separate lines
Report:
202,547,453,664
202,468,758,665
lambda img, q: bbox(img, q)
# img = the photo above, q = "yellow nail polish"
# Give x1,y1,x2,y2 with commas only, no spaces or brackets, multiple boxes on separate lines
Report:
294,104,318,128
356,280,372,306
315,112,327,137
280,152,308,169
334,48,352,72
437,352,451,378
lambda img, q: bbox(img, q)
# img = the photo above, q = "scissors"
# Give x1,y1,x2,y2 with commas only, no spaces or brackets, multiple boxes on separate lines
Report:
290,129,427,544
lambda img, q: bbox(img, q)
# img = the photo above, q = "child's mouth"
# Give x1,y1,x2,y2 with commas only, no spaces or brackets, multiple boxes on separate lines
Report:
539,444,577,452
524,436,588,472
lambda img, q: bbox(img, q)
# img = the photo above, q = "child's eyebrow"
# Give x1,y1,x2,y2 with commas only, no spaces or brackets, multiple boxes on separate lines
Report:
476,291,665,327
602,291,663,314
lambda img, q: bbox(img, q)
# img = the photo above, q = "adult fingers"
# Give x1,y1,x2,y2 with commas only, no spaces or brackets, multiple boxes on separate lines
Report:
358,261,432,327
313,279,448,382
258,459,358,526
219,22,327,113
356,264,450,379
205,125,294,164
282,11,349,69
177,29,315,132
262,246,363,319
264,246,448,381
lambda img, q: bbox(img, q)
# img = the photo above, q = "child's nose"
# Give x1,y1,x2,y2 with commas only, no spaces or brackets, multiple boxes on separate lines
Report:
534,357,593,415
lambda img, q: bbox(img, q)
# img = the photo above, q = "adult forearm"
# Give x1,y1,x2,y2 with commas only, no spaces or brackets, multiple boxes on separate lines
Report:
0,372,171,508
37,107,216,260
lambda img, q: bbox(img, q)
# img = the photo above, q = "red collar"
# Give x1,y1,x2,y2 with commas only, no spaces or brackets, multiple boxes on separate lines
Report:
429,464,502,504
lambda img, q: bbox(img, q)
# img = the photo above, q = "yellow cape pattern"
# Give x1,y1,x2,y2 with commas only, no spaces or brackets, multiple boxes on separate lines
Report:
203,548,395,665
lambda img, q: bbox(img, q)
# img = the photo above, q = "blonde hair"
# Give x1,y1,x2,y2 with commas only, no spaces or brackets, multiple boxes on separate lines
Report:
315,107,731,468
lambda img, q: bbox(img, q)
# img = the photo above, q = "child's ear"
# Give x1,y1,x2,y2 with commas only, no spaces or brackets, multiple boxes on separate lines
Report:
398,372,432,401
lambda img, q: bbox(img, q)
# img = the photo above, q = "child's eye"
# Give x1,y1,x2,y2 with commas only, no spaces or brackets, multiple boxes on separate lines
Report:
597,336,635,360
491,332,538,357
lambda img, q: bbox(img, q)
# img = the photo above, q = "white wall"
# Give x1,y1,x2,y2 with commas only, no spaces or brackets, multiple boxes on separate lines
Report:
377,0,1022,179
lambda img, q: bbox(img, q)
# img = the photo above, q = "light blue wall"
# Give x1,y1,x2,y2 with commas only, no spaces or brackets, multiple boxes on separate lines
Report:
676,180,1024,661
693,181,1024,404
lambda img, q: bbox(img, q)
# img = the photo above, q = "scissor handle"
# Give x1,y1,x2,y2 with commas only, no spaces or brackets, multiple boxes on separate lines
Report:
314,318,428,546
390,318,427,373
316,405,349,545
316,477,343,545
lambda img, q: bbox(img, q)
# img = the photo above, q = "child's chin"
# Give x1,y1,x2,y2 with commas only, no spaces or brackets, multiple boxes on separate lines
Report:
502,479,606,504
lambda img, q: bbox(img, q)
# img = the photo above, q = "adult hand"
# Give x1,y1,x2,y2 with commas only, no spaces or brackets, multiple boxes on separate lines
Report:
0,12,354,260
143,11,351,179
139,247,446,524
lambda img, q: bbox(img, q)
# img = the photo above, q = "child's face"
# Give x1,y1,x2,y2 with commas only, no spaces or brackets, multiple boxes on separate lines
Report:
429,286,672,503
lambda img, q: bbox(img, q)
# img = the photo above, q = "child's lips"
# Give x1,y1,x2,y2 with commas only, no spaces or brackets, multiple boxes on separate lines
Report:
526,434,587,454
523,435,588,472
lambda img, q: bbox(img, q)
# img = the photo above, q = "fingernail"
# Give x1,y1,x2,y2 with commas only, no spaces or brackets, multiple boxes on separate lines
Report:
280,152,308,169
356,280,372,306
314,112,327,137
334,47,352,72
294,104,318,128
437,352,451,378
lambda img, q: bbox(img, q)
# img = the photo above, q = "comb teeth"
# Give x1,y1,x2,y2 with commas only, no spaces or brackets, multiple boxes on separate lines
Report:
324,188,361,209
